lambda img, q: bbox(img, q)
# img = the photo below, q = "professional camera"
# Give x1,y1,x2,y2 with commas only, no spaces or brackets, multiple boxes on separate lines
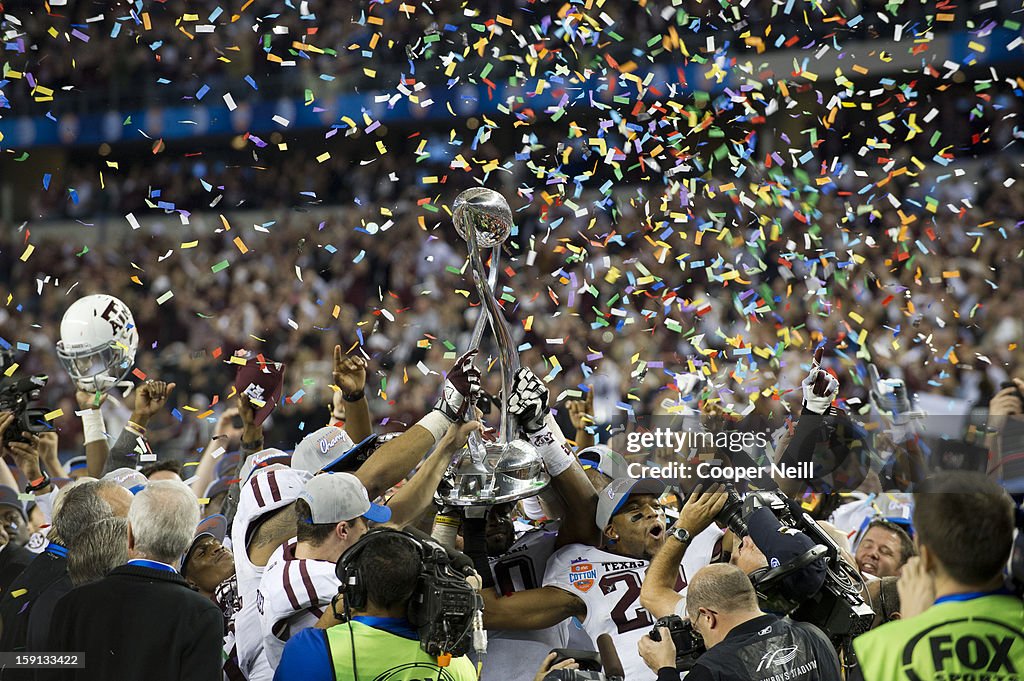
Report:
0,373,52,444
411,542,483,658
648,615,706,671
717,486,874,644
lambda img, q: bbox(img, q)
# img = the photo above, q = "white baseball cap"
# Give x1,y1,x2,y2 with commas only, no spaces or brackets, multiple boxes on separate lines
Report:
297,472,391,525
291,426,355,474
102,467,148,494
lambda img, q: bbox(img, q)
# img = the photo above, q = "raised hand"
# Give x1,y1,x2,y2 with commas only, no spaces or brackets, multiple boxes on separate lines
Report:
213,407,244,444
433,349,482,422
333,345,367,397
507,367,549,434
677,483,727,535
801,368,838,415
76,389,107,410
132,380,176,421
567,390,594,430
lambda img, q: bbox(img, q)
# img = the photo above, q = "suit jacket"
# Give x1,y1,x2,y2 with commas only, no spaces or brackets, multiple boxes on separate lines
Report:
0,546,67,681
0,543,34,599
47,564,223,681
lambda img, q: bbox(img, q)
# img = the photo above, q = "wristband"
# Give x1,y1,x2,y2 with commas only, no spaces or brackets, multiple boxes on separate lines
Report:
341,389,365,402
26,475,50,493
521,495,546,521
416,410,453,444
125,420,147,436
431,513,460,549
80,409,107,445
527,427,574,477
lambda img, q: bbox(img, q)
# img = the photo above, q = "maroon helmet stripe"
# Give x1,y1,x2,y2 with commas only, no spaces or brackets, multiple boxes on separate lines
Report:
249,475,265,507
297,560,319,609
282,562,301,610
267,470,281,503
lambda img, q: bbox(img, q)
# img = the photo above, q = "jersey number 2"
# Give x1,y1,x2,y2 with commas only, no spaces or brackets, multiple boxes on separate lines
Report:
599,572,653,634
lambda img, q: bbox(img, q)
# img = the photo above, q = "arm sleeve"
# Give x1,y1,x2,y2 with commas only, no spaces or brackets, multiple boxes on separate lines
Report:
180,605,225,681
102,428,145,475
657,668,684,681
273,628,333,681
683,664,715,681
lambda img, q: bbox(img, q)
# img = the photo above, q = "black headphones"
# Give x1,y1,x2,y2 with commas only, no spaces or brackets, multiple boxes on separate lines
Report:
335,527,432,614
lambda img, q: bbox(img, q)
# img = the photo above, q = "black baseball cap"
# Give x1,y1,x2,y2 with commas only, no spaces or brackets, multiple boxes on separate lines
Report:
746,507,826,602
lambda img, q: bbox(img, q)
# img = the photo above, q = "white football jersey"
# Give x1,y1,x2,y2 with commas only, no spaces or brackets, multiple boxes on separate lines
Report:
256,539,340,669
481,522,570,681
543,536,716,681
230,466,311,606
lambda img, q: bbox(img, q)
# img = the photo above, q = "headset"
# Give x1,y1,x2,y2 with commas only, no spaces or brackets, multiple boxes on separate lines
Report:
334,527,482,679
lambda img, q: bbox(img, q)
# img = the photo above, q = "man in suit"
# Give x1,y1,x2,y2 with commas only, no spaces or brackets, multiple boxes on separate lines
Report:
47,480,223,681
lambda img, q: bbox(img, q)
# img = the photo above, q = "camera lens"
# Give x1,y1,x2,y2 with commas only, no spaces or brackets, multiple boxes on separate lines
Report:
713,486,748,536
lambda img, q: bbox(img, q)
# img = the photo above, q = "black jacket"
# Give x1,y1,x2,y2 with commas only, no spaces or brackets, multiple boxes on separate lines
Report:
46,564,223,681
0,545,67,671
0,544,34,599
686,614,841,681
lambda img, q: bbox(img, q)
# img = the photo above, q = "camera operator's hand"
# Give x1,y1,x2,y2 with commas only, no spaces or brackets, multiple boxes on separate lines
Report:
678,483,727,536
988,378,1024,431
433,350,482,422
801,369,838,415
36,431,63,477
8,433,50,492
639,627,677,675
896,556,936,619
332,345,367,399
130,379,176,427
533,652,578,681
0,412,13,449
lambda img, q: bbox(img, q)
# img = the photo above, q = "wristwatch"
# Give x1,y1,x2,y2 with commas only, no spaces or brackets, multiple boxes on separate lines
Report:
669,526,691,545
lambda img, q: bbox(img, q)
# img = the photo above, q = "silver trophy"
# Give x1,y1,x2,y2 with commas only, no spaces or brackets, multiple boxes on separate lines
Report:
441,188,550,506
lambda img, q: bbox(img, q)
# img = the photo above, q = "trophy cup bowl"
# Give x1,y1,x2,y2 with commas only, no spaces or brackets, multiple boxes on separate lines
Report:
443,438,550,506
453,187,514,249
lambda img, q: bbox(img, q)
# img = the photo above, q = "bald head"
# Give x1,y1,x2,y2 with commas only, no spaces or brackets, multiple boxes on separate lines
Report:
98,485,133,517
686,563,760,620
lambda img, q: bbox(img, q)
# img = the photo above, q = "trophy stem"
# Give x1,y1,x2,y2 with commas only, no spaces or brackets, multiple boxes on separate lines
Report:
464,224,519,446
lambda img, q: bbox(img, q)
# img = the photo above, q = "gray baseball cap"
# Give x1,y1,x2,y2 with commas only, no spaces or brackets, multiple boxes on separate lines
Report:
291,426,355,474
595,476,666,530
578,445,629,480
297,472,391,525
102,467,148,494
238,448,291,484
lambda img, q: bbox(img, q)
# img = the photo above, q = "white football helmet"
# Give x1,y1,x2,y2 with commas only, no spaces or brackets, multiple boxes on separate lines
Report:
57,294,138,393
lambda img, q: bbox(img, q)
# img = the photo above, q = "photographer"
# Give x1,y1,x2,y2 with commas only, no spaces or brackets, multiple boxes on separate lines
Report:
639,564,841,681
641,488,826,620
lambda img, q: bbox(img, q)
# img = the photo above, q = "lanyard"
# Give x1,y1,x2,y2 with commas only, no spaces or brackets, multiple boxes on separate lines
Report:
934,588,1013,605
127,558,177,573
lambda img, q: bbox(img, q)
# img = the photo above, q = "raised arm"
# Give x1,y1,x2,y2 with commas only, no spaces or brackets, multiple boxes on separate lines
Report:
383,420,479,529
508,368,600,548
222,394,264,526
103,379,176,476
354,350,481,501
640,484,725,619
332,346,371,443
76,389,110,478
189,407,242,498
